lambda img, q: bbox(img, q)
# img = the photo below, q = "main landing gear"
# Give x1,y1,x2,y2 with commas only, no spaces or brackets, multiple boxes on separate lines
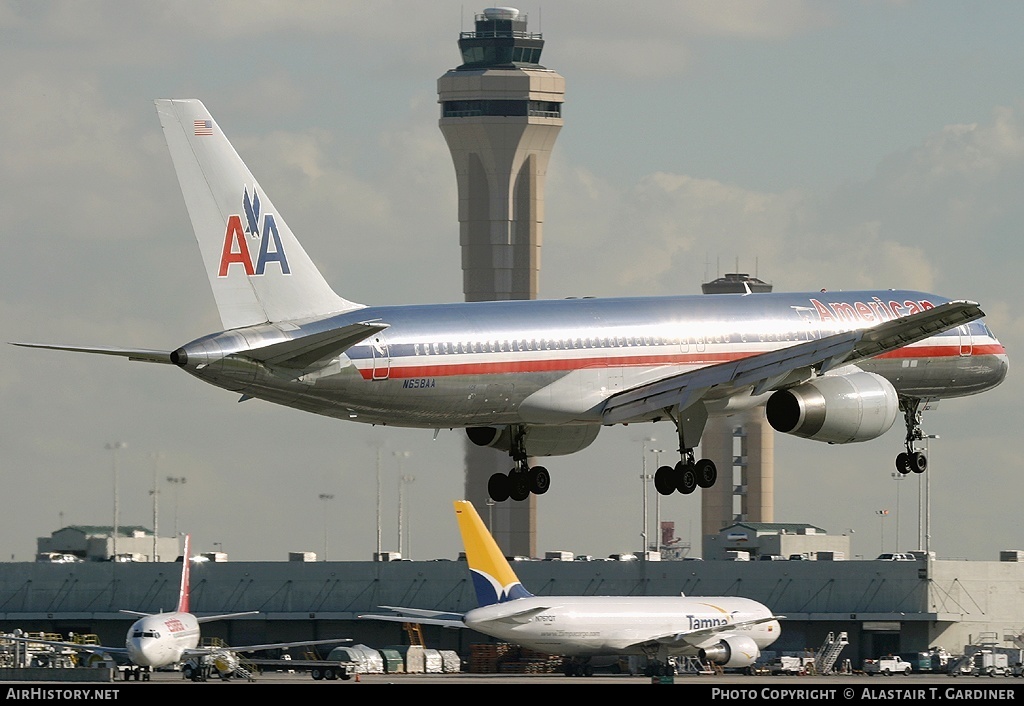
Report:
895,397,929,475
654,454,718,496
654,403,718,496
488,425,550,502
562,656,595,677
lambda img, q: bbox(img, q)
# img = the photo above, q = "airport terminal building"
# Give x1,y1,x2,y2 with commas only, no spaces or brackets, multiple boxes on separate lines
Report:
3,546,1023,667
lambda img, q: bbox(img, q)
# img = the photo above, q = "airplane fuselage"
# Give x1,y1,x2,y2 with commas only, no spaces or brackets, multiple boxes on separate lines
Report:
463,595,780,658
172,290,1007,432
125,611,200,668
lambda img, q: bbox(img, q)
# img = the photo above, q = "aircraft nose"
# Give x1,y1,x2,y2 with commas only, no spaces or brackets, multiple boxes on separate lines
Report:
128,637,160,667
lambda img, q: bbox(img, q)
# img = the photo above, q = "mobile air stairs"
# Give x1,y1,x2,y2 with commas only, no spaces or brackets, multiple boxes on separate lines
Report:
813,632,849,675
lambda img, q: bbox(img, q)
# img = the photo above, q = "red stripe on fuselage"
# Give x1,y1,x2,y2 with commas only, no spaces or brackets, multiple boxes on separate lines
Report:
356,342,1004,380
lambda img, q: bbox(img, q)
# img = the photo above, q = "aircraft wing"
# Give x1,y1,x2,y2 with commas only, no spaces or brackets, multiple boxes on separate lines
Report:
116,609,260,622
8,342,174,364
601,300,983,424
195,610,260,623
1,634,128,657
641,615,785,650
242,321,389,369
357,606,467,629
181,637,352,656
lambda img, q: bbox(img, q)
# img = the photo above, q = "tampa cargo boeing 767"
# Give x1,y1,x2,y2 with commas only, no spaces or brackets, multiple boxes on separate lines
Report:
360,500,782,676
13,100,1008,502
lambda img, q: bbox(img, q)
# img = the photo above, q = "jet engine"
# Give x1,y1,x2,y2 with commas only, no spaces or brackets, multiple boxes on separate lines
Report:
765,371,899,444
466,424,600,457
698,635,761,668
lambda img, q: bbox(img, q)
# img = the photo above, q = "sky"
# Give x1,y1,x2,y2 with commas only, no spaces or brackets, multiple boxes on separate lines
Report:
1,1,1022,563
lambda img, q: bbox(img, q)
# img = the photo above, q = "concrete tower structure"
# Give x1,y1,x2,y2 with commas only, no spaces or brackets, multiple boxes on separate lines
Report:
437,7,564,556
699,274,776,554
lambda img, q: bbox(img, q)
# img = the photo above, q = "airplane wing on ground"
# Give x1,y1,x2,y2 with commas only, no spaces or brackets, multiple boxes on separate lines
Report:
8,343,174,364
357,606,467,629
116,609,260,622
601,300,983,424
641,615,786,650
1,634,129,657
195,611,260,623
181,637,352,656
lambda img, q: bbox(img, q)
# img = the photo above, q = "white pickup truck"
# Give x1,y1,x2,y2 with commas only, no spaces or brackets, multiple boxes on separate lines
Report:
863,655,912,676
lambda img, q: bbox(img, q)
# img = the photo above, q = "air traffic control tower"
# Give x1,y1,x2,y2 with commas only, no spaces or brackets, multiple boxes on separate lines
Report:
699,273,776,552
438,7,564,555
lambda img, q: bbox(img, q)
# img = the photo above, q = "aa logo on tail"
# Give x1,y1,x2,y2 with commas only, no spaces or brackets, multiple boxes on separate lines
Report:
218,187,291,277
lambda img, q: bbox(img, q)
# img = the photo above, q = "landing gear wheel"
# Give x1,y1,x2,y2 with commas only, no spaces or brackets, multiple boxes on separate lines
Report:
509,472,531,501
910,451,927,474
488,473,510,502
529,466,550,495
695,458,717,488
676,461,697,495
895,452,911,474
654,465,677,495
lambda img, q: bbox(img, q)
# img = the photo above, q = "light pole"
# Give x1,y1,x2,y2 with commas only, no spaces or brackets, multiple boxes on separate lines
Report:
319,493,334,561
393,451,411,554
105,442,126,559
166,476,186,539
150,452,162,561
891,472,905,551
924,434,939,555
640,438,656,555
399,474,416,558
375,447,383,557
876,509,889,553
651,448,664,553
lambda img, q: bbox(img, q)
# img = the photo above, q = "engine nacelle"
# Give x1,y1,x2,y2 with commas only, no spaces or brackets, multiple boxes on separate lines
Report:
466,424,600,457
765,371,899,444
698,635,761,668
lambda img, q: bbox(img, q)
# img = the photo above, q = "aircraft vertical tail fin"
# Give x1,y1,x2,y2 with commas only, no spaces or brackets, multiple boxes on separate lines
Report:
177,534,191,614
154,99,362,330
453,501,533,606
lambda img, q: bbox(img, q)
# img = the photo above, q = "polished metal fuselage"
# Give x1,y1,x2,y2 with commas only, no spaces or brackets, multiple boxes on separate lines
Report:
174,289,1007,430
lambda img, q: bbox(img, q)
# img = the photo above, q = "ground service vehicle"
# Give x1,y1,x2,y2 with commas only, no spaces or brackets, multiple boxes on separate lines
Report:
863,655,912,675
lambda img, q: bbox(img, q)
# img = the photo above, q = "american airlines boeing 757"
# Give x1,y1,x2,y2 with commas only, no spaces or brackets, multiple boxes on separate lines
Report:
361,500,782,676
13,100,1008,502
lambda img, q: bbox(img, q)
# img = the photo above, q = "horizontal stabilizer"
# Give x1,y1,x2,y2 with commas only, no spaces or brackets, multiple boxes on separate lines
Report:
485,603,553,625
244,321,389,369
9,342,174,365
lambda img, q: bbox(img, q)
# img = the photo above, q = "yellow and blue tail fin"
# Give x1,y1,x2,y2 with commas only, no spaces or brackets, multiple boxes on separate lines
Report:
453,501,533,606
